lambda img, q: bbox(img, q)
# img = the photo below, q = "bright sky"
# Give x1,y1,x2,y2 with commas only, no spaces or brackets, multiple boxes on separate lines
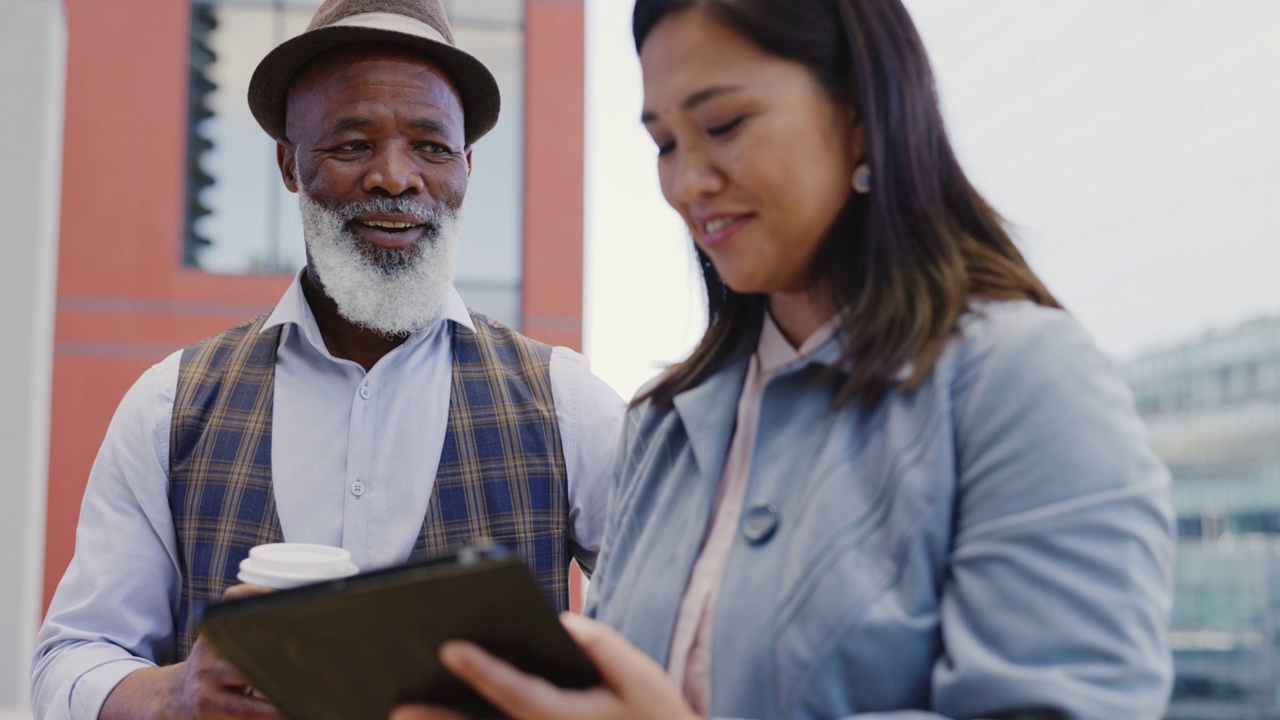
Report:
582,0,1280,401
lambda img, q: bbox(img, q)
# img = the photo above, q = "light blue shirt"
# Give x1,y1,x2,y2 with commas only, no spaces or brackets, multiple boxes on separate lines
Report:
32,274,625,720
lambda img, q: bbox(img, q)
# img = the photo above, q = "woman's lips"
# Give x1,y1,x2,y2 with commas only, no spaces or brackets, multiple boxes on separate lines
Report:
696,214,753,249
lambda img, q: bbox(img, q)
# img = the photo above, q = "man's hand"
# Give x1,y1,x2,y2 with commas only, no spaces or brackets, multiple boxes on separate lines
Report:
100,584,284,720
390,613,699,720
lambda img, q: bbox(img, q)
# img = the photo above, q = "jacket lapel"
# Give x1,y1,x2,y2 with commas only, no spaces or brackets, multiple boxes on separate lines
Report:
671,354,750,495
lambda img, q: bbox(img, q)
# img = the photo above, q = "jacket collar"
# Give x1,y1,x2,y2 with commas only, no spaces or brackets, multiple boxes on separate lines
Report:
667,316,847,478
666,313,918,477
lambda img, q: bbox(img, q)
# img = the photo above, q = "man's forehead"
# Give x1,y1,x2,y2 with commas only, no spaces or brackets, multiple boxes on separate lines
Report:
287,44,463,109
283,43,466,139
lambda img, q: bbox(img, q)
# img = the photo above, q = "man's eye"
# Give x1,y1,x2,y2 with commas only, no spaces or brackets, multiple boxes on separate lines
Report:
423,143,451,155
707,117,744,137
335,141,369,152
655,140,675,157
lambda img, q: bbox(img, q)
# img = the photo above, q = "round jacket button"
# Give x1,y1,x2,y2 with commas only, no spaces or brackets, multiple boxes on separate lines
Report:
741,502,780,544
350,481,366,497
359,385,372,400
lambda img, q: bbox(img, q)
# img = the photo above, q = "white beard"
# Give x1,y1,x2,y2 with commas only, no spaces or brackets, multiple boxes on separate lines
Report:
297,190,462,336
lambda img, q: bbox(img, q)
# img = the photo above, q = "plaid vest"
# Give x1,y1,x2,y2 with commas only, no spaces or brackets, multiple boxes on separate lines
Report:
168,312,570,660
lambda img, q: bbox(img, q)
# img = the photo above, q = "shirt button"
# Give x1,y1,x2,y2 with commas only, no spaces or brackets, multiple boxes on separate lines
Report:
350,481,366,497
742,502,780,545
359,385,372,400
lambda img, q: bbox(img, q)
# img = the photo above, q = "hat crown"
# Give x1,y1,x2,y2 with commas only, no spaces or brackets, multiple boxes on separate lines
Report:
308,0,456,45
248,0,499,144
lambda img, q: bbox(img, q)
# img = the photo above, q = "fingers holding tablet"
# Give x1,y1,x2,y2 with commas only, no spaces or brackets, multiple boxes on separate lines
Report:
392,613,697,720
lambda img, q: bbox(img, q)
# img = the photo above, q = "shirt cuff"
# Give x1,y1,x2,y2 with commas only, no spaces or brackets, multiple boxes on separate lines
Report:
70,657,154,719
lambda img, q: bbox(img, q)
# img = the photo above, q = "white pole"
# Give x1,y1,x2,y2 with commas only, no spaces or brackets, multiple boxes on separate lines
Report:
0,0,65,714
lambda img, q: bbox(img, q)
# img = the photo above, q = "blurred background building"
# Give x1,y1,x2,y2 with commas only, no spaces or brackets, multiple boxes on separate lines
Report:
1125,318,1280,720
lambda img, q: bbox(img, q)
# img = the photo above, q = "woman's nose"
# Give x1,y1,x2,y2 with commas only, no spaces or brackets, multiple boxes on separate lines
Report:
666,145,725,204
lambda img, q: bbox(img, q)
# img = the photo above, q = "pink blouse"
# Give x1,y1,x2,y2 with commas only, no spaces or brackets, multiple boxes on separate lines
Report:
666,312,840,716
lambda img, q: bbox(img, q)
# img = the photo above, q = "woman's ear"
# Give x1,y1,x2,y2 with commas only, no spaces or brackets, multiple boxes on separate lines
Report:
848,116,871,194
850,118,867,167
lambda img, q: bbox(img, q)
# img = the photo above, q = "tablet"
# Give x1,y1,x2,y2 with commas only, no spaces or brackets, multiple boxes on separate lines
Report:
199,545,602,719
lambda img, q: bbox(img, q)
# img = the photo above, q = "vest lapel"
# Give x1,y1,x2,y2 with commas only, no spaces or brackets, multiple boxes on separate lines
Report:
169,314,284,660
416,313,571,611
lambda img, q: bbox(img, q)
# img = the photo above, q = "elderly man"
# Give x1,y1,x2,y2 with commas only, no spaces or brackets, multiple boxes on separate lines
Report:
31,1,623,718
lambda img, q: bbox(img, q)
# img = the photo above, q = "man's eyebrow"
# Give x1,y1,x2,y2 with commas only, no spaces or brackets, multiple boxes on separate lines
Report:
409,118,450,134
327,117,452,137
641,85,743,124
332,117,372,132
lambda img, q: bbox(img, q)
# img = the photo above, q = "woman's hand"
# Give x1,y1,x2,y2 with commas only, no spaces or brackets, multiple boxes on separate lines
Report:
390,613,699,720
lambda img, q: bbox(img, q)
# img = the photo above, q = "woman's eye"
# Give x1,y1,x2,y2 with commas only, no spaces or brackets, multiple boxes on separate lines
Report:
707,117,744,137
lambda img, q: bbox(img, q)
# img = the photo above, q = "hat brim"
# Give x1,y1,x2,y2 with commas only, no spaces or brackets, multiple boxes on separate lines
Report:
248,24,501,146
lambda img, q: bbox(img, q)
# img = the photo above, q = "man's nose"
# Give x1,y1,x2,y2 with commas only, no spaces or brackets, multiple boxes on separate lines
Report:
363,146,425,197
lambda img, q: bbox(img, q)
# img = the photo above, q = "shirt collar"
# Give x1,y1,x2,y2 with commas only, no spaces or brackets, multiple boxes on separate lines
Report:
261,270,475,357
756,311,843,377
756,311,914,383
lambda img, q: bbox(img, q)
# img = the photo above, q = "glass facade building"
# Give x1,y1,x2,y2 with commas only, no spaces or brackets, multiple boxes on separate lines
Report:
1123,317,1280,719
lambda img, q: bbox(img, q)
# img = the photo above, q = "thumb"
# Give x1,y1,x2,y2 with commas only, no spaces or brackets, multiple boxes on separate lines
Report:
559,613,665,689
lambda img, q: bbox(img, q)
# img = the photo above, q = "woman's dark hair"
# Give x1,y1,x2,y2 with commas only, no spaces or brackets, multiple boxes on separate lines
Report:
631,0,1059,411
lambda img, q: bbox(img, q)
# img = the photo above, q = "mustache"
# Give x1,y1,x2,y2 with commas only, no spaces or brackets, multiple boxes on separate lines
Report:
330,197,446,226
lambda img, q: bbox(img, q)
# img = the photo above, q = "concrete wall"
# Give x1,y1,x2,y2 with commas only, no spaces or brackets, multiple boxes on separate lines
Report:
0,0,65,713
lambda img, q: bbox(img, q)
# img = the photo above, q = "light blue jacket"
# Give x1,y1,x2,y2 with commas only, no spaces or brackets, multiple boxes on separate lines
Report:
586,300,1174,720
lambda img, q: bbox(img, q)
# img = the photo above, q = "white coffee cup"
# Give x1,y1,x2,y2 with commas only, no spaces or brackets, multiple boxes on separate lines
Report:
237,543,359,589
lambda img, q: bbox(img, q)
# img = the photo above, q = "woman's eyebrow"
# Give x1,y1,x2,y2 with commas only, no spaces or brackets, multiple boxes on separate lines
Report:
641,84,744,124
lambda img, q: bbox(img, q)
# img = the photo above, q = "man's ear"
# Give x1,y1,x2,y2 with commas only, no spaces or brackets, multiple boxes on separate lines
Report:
277,142,300,193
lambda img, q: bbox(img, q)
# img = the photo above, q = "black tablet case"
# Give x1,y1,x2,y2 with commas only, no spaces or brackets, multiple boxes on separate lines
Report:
199,552,601,720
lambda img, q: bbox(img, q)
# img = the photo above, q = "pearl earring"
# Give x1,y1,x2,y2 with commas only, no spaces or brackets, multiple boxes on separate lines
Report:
852,163,871,194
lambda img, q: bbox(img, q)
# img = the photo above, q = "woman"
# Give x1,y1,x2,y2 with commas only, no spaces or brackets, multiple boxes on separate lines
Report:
395,0,1174,718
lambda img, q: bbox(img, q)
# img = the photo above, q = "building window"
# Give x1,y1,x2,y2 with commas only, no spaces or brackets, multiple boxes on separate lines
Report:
183,0,526,326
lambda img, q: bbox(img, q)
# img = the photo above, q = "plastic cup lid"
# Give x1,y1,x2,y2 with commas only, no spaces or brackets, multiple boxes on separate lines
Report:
237,543,359,589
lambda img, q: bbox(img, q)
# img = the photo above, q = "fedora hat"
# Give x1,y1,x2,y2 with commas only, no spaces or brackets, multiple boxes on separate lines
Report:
247,0,500,146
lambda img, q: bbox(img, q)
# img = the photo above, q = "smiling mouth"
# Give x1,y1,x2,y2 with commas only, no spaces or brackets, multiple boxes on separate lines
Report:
696,214,754,243
357,219,422,232
702,217,737,234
